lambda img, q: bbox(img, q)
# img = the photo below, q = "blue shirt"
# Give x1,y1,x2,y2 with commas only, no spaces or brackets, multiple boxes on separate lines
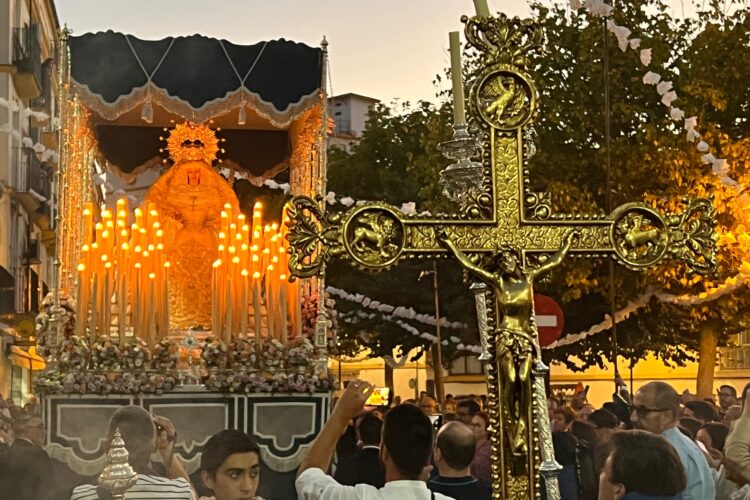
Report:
661,426,715,500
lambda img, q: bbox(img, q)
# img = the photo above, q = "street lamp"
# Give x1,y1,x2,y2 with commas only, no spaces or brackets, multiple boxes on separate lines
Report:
419,261,445,406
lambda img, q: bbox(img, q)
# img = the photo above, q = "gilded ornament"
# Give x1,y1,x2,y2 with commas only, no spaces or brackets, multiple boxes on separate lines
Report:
166,121,220,165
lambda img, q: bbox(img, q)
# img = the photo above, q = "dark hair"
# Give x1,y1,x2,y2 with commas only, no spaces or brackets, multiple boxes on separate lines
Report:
552,431,578,466
685,400,719,422
742,382,750,410
358,412,383,446
570,419,598,449
720,385,737,398
678,417,702,440
201,430,261,477
699,422,729,451
382,404,433,478
609,430,686,496
456,399,480,415
554,406,577,424
108,406,156,470
589,409,619,430
436,421,476,470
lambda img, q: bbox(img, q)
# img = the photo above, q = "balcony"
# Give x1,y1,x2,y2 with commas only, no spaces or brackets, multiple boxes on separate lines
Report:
10,148,52,228
31,59,53,111
12,24,42,100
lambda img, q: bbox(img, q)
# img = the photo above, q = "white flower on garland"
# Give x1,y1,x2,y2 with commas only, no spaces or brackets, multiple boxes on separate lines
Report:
642,71,661,85
340,196,355,207
669,107,685,121
656,81,673,95
585,0,614,17
640,48,653,66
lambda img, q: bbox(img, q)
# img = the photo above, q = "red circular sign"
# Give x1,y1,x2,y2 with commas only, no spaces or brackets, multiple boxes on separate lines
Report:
534,294,564,347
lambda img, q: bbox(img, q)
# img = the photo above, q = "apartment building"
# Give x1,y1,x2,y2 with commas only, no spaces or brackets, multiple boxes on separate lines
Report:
0,0,59,402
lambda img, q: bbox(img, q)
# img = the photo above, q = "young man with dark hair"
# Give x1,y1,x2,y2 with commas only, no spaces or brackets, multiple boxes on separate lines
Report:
334,412,385,487
428,422,491,500
455,399,480,426
199,430,263,500
70,406,194,499
296,380,452,499
598,430,686,500
630,381,714,500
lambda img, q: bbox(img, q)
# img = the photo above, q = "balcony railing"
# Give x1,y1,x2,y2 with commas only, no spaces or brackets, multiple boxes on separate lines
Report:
14,147,51,200
12,24,42,98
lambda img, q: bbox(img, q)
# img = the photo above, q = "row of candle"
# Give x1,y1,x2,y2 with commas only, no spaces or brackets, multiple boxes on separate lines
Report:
76,199,170,347
211,201,302,347
75,198,301,348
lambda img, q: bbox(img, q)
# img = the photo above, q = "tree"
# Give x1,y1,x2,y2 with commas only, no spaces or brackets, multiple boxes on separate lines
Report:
324,0,750,391
525,0,750,394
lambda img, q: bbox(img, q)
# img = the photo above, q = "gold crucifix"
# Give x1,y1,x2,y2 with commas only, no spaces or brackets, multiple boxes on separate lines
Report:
285,12,717,500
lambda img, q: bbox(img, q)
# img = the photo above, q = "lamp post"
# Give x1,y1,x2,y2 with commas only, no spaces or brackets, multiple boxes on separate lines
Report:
419,262,444,406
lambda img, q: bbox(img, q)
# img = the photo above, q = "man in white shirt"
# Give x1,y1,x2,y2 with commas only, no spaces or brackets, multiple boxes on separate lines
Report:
296,380,453,499
70,406,195,500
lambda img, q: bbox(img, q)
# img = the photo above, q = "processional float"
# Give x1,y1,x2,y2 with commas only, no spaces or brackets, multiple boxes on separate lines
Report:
284,10,718,500
35,29,334,492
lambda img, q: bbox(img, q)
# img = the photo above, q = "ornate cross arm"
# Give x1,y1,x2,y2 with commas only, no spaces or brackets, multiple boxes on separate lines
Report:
285,196,718,279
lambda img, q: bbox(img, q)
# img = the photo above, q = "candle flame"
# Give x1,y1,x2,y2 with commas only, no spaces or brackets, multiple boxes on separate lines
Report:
221,211,228,219
164,261,171,268
254,201,262,209
101,254,108,262
148,272,156,279
218,244,225,252
149,210,158,217
105,262,112,269
101,230,110,239
156,229,163,238
156,243,164,251
95,222,103,230
122,243,129,250
241,269,249,277
213,259,222,268
117,210,126,218
134,208,143,216
82,244,89,252
279,274,287,280
83,208,91,216
134,245,142,253
232,256,240,264
147,244,155,252
224,203,232,209
218,232,226,239
252,254,259,262
77,263,85,272
241,243,248,251
134,262,142,269
252,271,261,279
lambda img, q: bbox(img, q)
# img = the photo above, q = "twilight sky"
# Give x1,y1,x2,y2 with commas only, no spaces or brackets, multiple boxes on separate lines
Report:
55,0,692,105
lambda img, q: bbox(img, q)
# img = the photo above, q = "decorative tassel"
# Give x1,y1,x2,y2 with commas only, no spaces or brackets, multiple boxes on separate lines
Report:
238,104,247,125
141,98,154,123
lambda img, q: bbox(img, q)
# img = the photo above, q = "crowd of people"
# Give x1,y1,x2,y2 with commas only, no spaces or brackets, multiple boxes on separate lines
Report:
2,380,750,499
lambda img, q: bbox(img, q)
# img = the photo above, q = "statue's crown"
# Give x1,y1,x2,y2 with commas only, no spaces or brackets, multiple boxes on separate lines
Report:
166,122,219,165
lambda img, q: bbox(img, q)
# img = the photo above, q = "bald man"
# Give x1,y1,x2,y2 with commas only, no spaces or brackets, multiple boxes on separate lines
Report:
427,422,491,500
630,381,714,500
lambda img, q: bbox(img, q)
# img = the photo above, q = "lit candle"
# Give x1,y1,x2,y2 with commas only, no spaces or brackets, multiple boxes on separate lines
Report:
240,269,249,338
161,261,170,337
225,274,233,345
147,273,156,348
449,32,466,125
118,269,127,343
252,272,261,349
279,271,288,345
212,259,222,337
103,261,112,336
473,0,490,17
295,281,303,338
89,273,98,345
76,264,86,337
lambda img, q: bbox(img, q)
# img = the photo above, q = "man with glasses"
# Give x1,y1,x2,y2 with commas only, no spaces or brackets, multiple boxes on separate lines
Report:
455,399,480,426
630,381,714,500
718,384,738,417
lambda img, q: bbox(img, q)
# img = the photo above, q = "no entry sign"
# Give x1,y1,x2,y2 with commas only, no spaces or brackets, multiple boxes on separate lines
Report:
534,294,564,347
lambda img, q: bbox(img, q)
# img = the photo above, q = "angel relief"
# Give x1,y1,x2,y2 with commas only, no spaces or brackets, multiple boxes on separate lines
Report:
145,122,239,330
479,72,529,128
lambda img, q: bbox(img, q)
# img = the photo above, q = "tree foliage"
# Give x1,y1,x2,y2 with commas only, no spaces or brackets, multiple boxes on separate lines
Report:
325,0,750,370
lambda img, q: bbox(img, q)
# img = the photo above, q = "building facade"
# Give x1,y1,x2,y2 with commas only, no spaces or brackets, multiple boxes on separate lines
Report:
327,92,378,152
0,0,59,403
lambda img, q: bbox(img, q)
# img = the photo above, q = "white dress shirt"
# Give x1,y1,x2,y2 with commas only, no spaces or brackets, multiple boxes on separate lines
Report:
296,468,454,500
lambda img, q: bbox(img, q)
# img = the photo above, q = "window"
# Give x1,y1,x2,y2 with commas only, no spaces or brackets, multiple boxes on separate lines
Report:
449,355,485,375
719,332,750,369
334,111,342,116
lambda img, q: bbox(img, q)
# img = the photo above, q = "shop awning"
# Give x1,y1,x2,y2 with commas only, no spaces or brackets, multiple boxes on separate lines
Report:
10,346,45,371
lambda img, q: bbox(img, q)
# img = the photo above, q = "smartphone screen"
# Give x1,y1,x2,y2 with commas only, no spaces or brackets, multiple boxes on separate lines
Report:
428,414,443,430
365,387,390,406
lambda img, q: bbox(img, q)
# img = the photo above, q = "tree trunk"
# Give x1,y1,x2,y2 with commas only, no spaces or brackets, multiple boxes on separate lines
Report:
696,320,720,398
384,361,394,391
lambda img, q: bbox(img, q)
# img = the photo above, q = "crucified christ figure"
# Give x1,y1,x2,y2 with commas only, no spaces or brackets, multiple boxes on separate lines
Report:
439,229,577,458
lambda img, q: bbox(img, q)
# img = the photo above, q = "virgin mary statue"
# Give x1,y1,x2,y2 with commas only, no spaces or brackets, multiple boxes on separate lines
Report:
145,122,239,331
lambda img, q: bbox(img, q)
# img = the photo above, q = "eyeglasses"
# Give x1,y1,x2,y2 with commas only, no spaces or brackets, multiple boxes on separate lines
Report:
629,405,671,417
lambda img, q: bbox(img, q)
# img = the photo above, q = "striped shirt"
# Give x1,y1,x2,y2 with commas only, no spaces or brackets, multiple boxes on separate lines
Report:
70,474,195,500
